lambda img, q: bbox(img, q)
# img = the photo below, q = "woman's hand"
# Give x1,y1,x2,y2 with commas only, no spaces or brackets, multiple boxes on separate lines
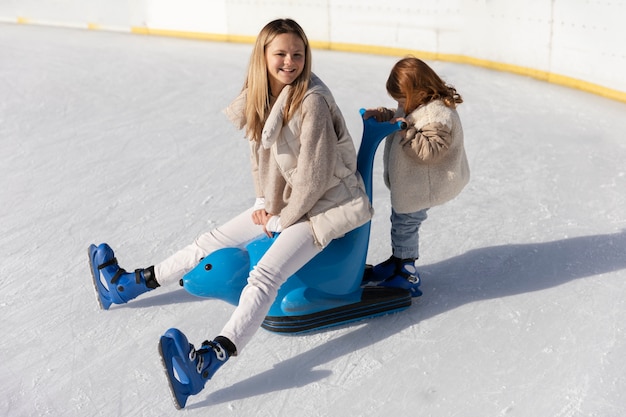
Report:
251,209,272,226
263,215,283,238
252,209,282,237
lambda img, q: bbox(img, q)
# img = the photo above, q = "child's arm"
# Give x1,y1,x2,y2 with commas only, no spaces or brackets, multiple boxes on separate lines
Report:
400,121,452,164
362,107,396,122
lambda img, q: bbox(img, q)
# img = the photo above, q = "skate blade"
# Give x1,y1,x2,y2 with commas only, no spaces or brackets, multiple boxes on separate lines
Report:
87,245,111,310
158,335,190,409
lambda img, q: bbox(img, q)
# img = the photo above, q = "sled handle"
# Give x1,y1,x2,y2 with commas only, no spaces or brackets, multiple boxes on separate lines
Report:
357,108,407,202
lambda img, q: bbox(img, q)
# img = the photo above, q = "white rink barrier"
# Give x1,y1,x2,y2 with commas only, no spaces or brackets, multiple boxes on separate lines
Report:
2,0,624,103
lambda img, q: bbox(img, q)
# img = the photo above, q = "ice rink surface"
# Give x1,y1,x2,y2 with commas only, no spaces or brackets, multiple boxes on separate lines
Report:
1,23,626,416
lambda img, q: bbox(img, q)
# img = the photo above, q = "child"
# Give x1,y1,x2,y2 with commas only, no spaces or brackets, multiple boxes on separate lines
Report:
88,18,372,408
362,57,469,297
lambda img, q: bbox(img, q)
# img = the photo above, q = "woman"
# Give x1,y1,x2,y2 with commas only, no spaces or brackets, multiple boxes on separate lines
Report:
88,18,372,408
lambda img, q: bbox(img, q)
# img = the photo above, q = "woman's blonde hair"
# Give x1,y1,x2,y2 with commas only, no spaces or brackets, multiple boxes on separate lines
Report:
386,57,462,114
243,18,312,141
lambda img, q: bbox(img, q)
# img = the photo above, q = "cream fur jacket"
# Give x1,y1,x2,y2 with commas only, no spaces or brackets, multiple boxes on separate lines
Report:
225,73,373,248
384,99,470,213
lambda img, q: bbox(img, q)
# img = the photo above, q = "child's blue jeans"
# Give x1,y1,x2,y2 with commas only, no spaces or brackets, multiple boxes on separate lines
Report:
390,207,429,259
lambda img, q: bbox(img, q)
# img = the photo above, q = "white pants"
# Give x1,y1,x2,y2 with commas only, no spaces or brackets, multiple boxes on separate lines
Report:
155,208,321,354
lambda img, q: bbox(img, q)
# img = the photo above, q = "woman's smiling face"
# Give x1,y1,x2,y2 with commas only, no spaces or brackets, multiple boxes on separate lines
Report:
265,33,306,96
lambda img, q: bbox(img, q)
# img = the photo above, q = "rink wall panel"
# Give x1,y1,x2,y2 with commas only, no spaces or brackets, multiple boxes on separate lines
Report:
1,0,624,102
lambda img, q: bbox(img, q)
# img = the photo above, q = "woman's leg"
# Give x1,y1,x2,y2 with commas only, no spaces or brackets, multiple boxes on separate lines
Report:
218,221,321,354
155,208,264,285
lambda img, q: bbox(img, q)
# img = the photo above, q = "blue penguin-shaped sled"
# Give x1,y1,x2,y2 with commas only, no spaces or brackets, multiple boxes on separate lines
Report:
181,109,411,333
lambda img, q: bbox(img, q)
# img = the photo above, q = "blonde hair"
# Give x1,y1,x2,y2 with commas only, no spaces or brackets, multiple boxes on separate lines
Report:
386,57,463,114
243,18,312,141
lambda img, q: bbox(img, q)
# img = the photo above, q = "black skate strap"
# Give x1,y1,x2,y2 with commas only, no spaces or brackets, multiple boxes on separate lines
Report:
394,266,419,284
392,258,419,283
96,257,128,285
110,269,127,285
97,257,118,270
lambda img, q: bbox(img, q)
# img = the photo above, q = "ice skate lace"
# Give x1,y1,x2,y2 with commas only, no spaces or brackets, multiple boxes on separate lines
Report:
188,341,227,374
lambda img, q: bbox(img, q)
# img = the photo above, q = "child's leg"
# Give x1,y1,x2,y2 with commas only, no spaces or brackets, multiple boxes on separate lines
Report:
217,221,321,354
363,208,428,296
155,208,264,285
364,207,427,283
390,208,428,259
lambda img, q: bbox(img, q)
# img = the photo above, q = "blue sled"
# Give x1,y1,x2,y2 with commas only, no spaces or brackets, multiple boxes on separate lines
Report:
181,109,411,333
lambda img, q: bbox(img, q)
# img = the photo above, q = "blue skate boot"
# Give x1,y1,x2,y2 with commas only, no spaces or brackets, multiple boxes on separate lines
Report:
362,255,400,285
378,257,422,297
158,328,231,409
87,243,159,310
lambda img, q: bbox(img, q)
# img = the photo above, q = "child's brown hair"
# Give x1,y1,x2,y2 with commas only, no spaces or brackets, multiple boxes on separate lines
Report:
386,57,462,114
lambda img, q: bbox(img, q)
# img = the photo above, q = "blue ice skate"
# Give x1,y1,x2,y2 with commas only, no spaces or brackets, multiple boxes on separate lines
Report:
180,110,413,333
158,328,229,409
377,258,422,297
363,256,423,297
362,256,400,284
87,243,158,309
